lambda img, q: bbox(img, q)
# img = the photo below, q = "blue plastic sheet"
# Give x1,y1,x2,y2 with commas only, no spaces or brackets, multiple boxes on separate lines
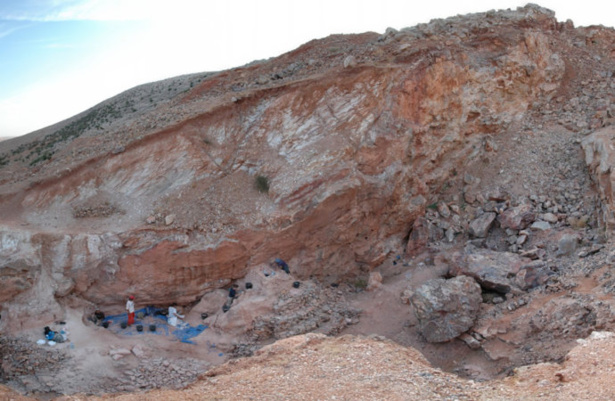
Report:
172,324,208,344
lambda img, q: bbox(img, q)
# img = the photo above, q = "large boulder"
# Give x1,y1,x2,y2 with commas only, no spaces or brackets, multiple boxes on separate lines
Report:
498,204,535,230
468,212,496,238
410,275,482,343
450,246,550,293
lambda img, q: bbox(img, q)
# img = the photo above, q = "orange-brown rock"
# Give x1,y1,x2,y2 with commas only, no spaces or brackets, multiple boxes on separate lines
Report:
0,4,570,332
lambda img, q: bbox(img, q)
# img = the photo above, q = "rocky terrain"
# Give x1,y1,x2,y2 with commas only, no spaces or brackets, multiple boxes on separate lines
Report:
3,3,615,399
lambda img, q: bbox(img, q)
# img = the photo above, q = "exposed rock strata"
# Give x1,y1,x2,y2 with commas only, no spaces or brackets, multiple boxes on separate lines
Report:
0,5,568,333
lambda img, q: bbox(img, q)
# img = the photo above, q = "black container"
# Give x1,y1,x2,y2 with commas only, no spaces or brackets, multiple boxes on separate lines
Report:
201,313,209,320
149,324,156,332
102,321,110,329
120,322,127,329
136,325,143,332
293,281,300,288
245,282,253,289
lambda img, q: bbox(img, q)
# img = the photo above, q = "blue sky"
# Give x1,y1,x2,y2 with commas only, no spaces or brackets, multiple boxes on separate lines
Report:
1,0,614,138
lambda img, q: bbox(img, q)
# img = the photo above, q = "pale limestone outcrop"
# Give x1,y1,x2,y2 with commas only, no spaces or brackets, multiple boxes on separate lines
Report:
582,127,615,228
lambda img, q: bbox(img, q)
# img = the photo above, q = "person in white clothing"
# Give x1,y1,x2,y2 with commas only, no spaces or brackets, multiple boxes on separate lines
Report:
168,304,184,327
126,295,135,326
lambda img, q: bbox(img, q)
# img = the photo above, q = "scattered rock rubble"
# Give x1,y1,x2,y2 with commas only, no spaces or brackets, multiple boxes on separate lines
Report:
115,358,209,392
235,280,360,356
0,336,73,395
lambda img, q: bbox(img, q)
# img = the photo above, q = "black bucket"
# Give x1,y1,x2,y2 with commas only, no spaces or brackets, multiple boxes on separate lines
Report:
201,313,209,320
293,281,300,288
102,321,110,329
136,325,143,332
120,322,127,329
245,282,253,289
149,324,157,332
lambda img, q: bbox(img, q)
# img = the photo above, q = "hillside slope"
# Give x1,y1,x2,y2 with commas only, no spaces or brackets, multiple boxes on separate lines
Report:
3,4,615,399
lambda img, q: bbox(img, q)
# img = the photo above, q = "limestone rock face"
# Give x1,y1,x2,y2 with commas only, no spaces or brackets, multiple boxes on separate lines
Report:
0,5,566,332
582,127,615,228
410,275,482,343
406,216,443,255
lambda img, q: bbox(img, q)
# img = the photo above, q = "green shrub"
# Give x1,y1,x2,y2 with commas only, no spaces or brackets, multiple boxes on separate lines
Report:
354,278,368,289
255,175,269,193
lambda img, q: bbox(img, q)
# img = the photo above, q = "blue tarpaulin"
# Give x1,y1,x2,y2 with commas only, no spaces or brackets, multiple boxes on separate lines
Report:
172,324,208,344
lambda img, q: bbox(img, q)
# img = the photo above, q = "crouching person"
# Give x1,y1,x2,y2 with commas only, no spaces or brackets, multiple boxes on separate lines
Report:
167,304,185,327
223,284,239,312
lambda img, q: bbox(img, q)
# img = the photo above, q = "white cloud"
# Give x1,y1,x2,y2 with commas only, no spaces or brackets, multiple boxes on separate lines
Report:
0,0,227,22
0,22,31,39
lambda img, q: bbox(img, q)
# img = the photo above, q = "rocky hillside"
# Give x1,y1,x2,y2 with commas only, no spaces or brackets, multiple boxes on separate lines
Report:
5,332,615,400
4,3,615,399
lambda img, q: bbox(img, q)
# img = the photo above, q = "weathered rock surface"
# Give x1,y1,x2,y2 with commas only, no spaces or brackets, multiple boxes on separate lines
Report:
9,331,615,401
411,275,482,343
582,126,615,228
450,246,550,293
468,212,496,238
498,204,536,230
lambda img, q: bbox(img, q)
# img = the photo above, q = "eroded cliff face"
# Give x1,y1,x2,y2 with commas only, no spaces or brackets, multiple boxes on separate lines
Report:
0,4,578,332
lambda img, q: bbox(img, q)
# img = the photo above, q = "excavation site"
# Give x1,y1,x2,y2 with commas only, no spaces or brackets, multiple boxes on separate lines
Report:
3,4,615,400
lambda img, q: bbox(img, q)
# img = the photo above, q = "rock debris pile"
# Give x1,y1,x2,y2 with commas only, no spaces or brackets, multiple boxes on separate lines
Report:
116,358,209,392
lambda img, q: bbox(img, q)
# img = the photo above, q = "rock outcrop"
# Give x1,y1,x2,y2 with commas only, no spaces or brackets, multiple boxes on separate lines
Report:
411,275,482,342
582,127,615,228
0,4,569,333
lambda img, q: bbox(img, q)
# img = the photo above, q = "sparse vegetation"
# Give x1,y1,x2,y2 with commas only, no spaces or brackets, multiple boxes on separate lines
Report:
73,202,123,218
353,278,368,289
29,151,52,166
426,202,438,210
10,103,124,165
255,175,270,193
